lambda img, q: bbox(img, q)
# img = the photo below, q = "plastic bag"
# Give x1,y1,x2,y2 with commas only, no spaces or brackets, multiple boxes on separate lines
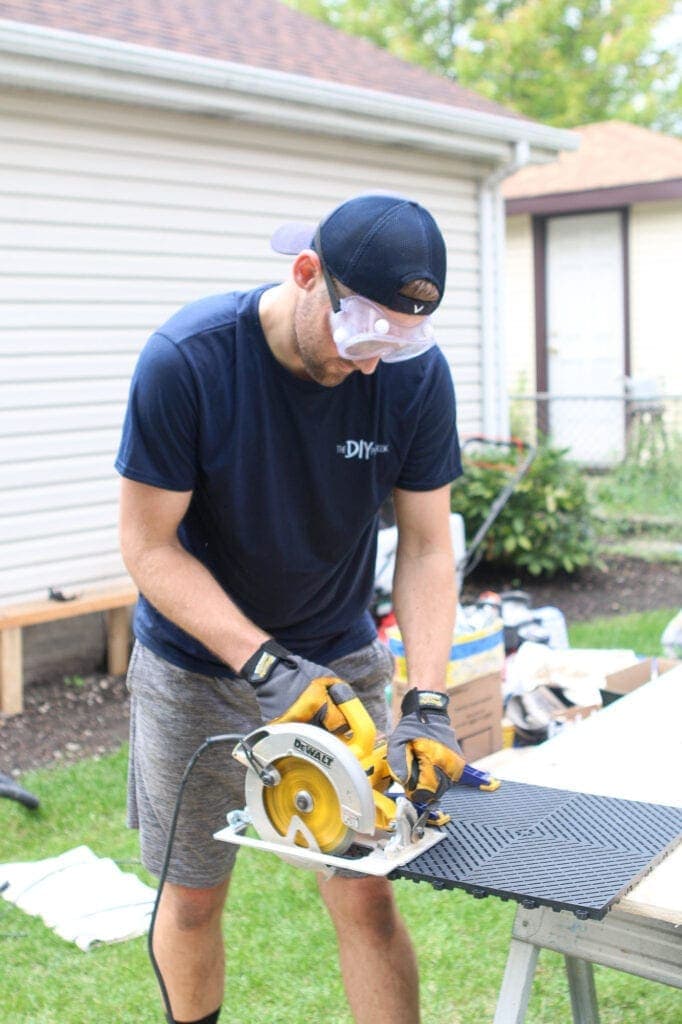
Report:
661,610,682,658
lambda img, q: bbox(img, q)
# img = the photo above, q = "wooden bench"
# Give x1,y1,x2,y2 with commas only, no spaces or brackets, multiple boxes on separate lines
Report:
0,582,138,716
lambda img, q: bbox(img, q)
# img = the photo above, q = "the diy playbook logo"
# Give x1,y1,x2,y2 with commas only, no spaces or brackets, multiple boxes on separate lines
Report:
337,439,389,460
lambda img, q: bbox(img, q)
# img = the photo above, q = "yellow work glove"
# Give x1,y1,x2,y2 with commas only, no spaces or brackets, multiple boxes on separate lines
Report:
387,688,466,803
239,639,354,731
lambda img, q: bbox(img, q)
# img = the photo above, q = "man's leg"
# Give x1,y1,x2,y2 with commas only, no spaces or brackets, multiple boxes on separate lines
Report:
317,874,420,1024
126,643,262,1023
152,878,230,1022
320,642,418,1022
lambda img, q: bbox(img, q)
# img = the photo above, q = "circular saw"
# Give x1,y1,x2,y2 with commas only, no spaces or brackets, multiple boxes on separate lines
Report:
214,693,448,876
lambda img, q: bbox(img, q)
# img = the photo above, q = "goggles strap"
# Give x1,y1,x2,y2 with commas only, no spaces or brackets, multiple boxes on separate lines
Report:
314,225,341,313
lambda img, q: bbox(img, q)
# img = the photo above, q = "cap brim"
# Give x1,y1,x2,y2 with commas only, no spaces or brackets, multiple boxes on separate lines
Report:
270,222,316,254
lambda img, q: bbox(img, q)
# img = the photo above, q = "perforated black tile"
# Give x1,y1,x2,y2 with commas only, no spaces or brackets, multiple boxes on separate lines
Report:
394,781,682,919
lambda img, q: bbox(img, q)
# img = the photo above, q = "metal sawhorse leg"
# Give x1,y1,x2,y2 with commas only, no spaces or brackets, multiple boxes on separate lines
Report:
493,905,681,1024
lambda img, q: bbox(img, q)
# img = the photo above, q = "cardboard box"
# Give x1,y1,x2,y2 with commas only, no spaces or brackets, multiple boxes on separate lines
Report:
550,699,602,725
392,671,504,761
600,656,681,706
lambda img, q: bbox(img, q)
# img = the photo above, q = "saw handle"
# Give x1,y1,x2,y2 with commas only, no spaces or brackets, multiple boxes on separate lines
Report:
327,683,378,761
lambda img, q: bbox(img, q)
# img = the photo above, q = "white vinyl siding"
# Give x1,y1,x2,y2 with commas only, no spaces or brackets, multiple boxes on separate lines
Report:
0,89,486,603
629,201,682,395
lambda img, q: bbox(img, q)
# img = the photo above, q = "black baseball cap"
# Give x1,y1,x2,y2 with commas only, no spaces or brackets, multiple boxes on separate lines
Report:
271,194,446,316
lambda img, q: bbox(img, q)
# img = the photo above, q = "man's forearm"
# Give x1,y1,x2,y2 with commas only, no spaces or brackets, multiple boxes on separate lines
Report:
391,548,457,693
124,540,268,672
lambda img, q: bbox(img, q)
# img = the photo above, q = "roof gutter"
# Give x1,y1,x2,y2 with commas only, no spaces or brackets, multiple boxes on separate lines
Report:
479,141,532,437
0,20,577,162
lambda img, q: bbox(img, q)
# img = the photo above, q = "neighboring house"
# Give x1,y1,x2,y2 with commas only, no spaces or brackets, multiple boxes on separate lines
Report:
0,0,573,620
503,121,682,465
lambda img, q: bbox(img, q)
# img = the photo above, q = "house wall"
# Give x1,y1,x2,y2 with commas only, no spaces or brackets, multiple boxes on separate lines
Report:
504,202,682,409
503,214,535,396
0,87,489,606
629,201,682,395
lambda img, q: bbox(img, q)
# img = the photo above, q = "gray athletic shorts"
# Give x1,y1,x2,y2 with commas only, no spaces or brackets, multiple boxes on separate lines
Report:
126,639,393,888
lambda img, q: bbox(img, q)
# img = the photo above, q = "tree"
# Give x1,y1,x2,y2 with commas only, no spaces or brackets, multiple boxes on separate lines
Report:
290,0,682,132
291,1,484,71
459,0,681,129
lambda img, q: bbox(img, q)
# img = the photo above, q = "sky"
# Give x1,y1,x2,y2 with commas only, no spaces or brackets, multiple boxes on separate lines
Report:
657,2,682,52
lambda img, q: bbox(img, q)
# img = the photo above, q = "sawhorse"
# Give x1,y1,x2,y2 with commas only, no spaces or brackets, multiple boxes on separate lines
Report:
493,905,682,1023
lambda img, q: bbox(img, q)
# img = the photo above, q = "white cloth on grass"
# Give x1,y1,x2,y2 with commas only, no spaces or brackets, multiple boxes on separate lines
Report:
0,845,156,951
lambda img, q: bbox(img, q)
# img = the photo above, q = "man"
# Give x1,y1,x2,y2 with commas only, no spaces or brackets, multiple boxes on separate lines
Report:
116,193,465,1024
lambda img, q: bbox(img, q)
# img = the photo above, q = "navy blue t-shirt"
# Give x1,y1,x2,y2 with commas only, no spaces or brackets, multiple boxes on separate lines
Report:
116,286,462,676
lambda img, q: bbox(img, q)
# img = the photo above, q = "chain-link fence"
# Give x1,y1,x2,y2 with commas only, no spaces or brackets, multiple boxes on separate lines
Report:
509,393,682,469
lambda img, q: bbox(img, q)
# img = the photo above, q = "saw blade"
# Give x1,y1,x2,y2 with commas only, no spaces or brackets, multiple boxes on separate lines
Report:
263,755,354,855
243,723,377,859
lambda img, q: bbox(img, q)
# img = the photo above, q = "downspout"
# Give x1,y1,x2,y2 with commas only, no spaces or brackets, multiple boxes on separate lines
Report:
479,139,530,436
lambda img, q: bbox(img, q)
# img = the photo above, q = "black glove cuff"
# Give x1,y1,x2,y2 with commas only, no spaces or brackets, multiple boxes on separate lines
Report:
240,639,296,687
400,687,450,719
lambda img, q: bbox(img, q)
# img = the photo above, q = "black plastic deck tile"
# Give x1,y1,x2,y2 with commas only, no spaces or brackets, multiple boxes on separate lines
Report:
394,781,682,919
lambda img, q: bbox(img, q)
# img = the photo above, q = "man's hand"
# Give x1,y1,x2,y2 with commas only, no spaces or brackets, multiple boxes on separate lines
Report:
387,687,466,803
239,639,354,730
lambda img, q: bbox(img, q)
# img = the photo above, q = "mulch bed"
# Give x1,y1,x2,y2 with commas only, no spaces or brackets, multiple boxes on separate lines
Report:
460,552,681,620
1,556,679,777
1,674,131,777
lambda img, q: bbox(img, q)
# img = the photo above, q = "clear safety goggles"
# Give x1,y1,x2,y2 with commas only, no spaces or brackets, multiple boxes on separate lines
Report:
329,294,436,363
315,224,437,364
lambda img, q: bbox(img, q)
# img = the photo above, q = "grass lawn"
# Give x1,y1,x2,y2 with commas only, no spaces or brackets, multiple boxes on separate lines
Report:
2,735,680,1023
568,607,677,656
590,439,682,522
586,439,682,563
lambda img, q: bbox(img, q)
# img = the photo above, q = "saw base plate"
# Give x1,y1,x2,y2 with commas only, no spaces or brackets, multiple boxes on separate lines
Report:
214,811,446,876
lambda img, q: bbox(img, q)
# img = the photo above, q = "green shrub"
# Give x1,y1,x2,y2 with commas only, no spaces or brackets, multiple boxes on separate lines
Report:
451,442,598,576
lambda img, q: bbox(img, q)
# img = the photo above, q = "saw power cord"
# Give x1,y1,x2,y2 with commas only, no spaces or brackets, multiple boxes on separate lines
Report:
148,732,245,1024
